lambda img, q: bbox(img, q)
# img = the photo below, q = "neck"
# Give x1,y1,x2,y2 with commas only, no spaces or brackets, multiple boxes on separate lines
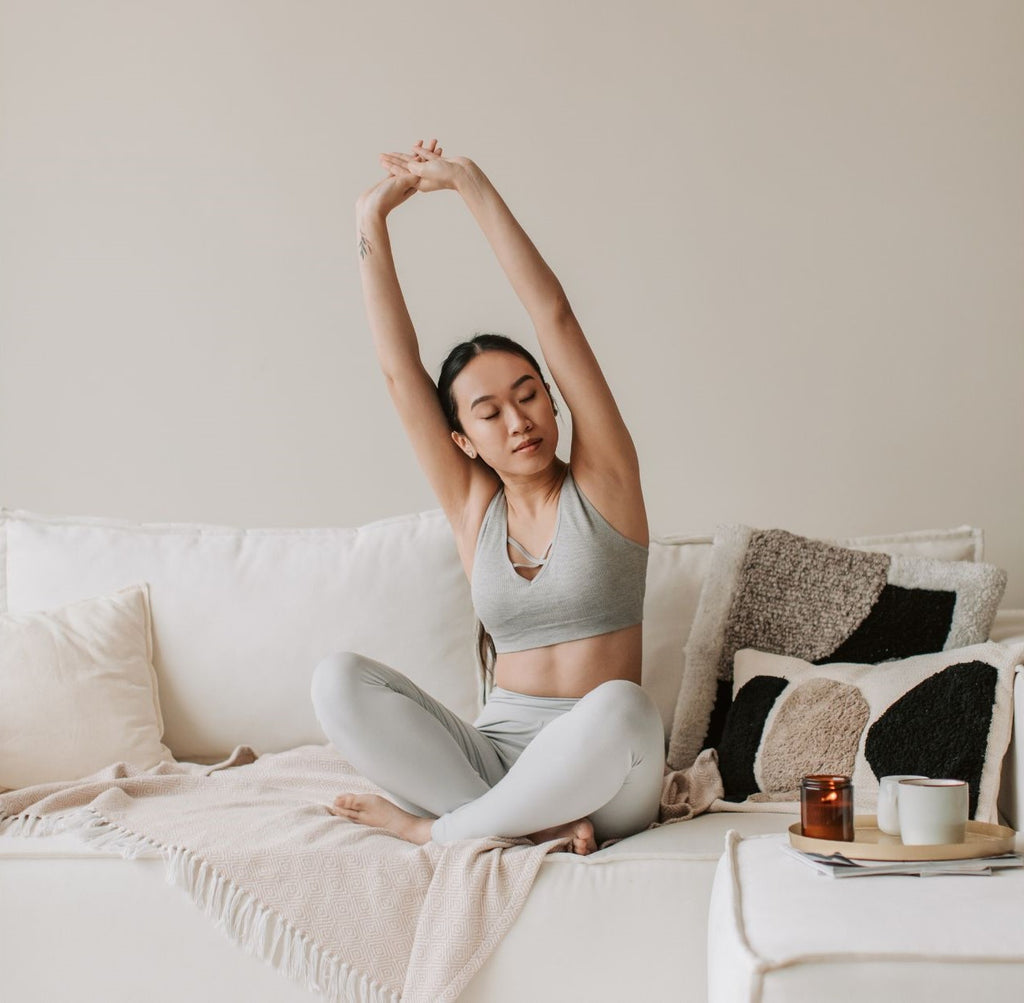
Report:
501,459,568,520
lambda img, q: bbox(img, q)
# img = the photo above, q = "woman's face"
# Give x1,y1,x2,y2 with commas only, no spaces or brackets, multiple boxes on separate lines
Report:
451,351,558,473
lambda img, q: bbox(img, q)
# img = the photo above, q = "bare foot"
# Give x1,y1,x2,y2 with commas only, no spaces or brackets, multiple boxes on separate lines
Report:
526,817,597,855
328,793,434,845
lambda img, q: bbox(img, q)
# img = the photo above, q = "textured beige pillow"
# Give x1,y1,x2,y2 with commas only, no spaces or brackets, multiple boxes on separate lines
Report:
0,582,174,789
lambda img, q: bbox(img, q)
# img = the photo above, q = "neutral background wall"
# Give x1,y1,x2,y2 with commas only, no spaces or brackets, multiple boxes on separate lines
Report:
1,1,1021,605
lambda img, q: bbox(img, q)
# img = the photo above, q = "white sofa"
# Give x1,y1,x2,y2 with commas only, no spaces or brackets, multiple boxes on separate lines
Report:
1,506,1021,1003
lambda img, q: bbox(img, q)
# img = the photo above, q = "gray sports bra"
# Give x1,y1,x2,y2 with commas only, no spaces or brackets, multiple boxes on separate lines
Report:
470,467,649,654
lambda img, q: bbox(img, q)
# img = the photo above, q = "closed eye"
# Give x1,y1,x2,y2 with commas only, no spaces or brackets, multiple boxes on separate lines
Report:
482,392,536,420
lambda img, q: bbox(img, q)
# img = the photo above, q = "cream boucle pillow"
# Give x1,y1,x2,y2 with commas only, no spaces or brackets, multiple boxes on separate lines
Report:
0,583,174,789
718,641,1024,823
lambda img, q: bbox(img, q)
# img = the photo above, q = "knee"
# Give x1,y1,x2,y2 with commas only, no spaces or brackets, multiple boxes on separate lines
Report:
583,679,661,735
310,650,370,719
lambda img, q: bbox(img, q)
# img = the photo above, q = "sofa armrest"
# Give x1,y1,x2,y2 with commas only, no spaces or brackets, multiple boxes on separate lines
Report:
998,669,1023,830
994,612,1024,830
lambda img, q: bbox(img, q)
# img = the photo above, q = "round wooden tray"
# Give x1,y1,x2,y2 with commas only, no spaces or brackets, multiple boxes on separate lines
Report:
788,815,1018,861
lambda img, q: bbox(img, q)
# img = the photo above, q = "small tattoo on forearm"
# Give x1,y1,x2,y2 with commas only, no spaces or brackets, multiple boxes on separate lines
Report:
358,231,372,259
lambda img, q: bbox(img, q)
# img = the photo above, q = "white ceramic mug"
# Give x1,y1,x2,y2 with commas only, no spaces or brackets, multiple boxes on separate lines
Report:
897,778,969,845
877,775,928,836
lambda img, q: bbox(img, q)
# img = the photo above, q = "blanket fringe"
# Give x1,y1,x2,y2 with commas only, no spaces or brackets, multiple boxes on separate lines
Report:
1,811,83,839
2,806,400,1003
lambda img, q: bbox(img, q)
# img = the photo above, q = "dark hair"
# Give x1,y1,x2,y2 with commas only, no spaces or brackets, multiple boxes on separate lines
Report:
437,332,559,700
436,332,558,435
475,620,497,704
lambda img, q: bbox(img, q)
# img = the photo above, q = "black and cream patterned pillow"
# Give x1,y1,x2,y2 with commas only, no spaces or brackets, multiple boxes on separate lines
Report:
715,642,1023,823
667,524,1008,771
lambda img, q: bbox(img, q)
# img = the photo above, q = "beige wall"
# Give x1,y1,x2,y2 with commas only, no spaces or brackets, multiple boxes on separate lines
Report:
1,1,1021,605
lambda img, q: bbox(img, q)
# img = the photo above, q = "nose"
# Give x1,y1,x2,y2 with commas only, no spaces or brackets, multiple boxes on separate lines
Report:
509,407,533,435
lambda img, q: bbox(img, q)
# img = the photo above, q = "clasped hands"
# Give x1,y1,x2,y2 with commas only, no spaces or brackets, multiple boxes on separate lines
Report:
357,137,470,219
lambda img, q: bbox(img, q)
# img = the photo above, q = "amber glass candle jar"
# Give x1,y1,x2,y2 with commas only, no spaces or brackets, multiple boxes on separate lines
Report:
800,775,854,841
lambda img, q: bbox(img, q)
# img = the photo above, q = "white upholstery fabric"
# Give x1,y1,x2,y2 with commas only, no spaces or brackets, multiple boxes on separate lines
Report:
0,811,798,1003
0,583,173,788
992,613,1024,830
708,829,1024,1003
643,534,716,737
0,508,480,759
0,505,1005,1003
998,669,1024,830
0,509,984,759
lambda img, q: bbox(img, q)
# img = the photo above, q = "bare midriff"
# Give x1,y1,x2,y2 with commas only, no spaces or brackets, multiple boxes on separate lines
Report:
492,622,643,698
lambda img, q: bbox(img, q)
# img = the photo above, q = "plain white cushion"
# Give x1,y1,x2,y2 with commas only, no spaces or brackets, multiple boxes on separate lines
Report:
708,830,1024,1003
0,583,173,789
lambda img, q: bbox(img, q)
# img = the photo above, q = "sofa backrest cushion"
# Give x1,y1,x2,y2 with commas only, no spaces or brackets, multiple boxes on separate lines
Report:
0,506,983,761
1,508,477,760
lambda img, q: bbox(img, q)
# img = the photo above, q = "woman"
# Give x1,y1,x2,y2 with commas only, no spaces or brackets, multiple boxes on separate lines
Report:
310,138,665,855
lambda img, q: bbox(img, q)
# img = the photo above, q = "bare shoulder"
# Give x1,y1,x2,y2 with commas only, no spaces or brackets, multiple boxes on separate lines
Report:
569,460,649,548
449,467,503,579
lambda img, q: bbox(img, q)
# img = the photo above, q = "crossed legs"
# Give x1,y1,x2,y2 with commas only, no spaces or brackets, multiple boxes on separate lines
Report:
310,651,665,851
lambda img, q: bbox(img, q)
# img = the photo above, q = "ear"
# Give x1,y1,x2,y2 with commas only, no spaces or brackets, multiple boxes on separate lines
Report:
451,430,477,459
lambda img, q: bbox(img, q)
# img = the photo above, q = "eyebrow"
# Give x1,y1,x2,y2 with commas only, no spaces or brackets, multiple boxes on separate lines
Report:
470,374,536,410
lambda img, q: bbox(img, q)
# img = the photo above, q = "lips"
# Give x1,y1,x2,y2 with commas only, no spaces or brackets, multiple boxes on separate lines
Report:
514,438,541,453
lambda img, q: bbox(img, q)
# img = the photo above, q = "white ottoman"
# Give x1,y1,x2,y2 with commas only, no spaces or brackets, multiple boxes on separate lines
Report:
707,830,1024,1003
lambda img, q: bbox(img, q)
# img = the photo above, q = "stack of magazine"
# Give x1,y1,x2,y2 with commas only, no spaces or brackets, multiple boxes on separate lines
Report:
782,844,1023,878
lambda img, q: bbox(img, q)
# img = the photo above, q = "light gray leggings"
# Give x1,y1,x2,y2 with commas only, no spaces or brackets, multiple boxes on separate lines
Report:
309,651,666,845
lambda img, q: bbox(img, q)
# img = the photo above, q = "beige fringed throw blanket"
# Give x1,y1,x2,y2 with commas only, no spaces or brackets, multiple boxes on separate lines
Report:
0,742,727,1002
0,743,571,1003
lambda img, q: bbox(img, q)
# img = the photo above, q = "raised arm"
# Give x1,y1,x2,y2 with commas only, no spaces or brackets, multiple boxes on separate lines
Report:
354,165,496,531
406,143,641,490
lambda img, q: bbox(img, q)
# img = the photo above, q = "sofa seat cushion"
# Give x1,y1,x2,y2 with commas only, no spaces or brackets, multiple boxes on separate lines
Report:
592,808,799,857
0,806,797,861
0,830,161,858
0,810,796,1003
708,830,1024,1003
